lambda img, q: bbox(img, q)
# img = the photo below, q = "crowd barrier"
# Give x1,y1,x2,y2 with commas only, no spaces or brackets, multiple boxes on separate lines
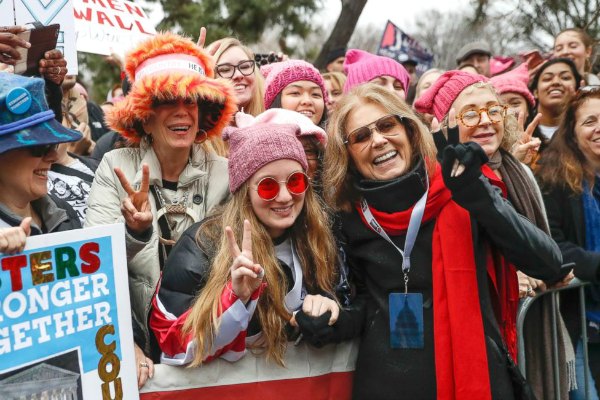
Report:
140,339,359,400
517,278,591,398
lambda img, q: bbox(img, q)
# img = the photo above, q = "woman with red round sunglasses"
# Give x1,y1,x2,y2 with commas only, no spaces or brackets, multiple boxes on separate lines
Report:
150,115,339,367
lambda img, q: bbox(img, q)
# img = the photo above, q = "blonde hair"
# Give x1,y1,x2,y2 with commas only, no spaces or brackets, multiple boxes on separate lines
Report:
182,179,338,367
208,38,266,156
322,72,347,93
324,84,437,212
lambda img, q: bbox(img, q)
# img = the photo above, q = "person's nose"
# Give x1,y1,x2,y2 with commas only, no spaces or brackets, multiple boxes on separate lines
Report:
370,129,388,147
43,146,59,163
479,110,492,125
299,92,313,105
274,182,293,202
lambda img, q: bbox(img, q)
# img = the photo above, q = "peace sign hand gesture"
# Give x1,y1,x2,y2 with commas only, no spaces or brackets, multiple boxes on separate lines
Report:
431,109,488,191
114,164,153,234
511,112,542,164
226,220,265,304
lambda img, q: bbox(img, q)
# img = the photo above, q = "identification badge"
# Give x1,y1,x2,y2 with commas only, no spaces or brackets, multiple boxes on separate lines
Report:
389,293,424,349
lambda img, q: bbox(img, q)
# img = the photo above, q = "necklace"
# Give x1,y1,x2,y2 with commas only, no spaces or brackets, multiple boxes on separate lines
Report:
154,186,190,231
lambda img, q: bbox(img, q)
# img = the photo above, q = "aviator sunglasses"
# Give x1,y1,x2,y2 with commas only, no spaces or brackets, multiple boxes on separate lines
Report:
254,171,310,201
344,114,405,148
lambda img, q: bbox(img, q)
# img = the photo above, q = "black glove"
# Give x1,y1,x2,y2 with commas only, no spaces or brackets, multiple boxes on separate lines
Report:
295,310,334,348
432,125,489,192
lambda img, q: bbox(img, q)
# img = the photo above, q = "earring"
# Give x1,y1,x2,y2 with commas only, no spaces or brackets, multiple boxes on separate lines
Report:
195,129,208,144
145,134,153,144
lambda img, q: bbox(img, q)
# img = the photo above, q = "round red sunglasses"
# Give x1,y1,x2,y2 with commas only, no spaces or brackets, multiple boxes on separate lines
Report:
254,171,310,201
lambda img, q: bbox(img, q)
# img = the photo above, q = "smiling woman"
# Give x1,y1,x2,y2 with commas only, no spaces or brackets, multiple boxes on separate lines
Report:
320,83,562,399
0,73,82,253
84,33,237,369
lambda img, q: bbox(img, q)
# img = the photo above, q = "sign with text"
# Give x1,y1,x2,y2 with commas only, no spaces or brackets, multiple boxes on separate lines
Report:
378,20,434,75
0,224,138,400
73,0,156,57
0,0,79,74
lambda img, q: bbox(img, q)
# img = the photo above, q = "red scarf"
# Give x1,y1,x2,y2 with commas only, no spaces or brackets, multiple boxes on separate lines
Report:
356,164,519,400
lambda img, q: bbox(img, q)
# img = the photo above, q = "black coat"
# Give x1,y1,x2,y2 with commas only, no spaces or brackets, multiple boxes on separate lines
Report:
542,184,600,345
330,162,561,400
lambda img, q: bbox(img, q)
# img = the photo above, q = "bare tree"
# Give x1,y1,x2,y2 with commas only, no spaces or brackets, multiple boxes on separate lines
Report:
313,0,368,70
348,23,382,54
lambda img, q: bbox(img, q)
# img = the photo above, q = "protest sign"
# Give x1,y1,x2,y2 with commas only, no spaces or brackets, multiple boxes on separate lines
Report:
0,0,80,75
73,0,156,57
378,20,434,75
0,224,138,400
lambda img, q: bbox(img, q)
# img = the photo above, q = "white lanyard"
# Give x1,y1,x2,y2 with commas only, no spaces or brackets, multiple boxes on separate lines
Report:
358,175,429,293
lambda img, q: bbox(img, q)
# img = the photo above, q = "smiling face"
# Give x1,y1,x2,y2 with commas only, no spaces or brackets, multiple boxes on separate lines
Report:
143,98,199,152
345,101,412,180
554,31,592,75
369,75,406,99
280,80,325,125
499,92,529,121
0,147,58,208
534,62,577,112
217,46,256,110
574,98,600,166
453,85,504,157
248,159,306,238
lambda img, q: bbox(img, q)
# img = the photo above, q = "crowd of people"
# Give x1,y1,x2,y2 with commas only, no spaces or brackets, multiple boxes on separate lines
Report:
0,21,599,399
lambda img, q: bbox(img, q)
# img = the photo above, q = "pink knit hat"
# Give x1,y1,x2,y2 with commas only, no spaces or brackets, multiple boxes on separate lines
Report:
223,121,308,193
489,63,535,107
343,49,411,96
261,60,329,109
413,70,488,121
233,108,327,145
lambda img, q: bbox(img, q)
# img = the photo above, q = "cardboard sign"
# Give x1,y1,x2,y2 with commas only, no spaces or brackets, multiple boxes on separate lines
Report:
0,224,138,400
378,20,434,75
73,0,156,57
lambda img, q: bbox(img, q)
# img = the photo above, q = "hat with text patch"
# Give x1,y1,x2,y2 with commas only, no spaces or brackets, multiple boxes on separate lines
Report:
105,32,237,143
0,72,82,155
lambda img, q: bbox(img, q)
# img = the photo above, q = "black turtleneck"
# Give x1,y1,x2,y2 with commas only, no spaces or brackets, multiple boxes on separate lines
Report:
352,158,428,213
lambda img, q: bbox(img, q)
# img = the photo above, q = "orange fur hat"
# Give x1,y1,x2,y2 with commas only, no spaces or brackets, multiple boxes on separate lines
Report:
106,32,237,143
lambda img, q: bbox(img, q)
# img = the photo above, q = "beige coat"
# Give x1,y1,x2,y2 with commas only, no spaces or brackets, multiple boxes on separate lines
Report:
85,142,229,342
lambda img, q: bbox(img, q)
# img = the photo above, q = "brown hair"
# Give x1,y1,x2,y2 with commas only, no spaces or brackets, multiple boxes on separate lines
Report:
183,178,338,367
324,84,437,212
322,72,347,93
534,89,600,194
554,28,596,74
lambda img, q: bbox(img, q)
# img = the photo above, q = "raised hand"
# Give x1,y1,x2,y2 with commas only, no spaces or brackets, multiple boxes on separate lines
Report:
511,112,542,163
225,220,264,303
432,108,488,189
0,217,32,254
196,26,206,48
114,164,153,234
0,26,30,65
39,50,67,85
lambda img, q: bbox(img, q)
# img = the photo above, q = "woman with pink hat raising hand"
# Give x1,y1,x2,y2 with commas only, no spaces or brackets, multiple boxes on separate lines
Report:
150,110,339,367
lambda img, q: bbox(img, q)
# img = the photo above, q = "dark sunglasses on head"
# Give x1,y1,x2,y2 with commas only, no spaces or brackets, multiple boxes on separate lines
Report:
28,144,58,158
254,171,310,201
344,114,404,147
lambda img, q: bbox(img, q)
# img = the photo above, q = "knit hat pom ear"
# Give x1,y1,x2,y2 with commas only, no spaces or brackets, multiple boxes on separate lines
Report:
343,49,369,74
234,111,258,128
414,74,450,115
260,63,277,79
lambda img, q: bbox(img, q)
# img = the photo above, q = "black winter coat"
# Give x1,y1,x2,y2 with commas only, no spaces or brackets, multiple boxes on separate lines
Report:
329,162,562,400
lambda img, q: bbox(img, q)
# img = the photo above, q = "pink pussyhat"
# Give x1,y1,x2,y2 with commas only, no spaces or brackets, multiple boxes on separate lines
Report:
490,63,535,107
343,49,411,97
413,70,488,121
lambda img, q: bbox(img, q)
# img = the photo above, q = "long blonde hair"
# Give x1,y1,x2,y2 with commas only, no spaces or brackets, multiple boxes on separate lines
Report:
324,84,437,212
182,179,338,367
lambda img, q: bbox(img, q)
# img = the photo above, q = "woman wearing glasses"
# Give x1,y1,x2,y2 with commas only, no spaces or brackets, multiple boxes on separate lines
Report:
150,112,338,367
535,87,600,400
315,83,561,399
0,73,82,253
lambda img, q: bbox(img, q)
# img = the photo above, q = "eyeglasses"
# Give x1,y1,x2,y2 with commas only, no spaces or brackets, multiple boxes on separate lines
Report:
254,171,310,201
215,60,256,79
28,144,58,158
457,105,506,128
344,114,405,148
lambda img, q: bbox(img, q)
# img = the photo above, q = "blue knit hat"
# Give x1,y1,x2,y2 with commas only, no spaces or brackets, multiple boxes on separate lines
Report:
0,72,82,155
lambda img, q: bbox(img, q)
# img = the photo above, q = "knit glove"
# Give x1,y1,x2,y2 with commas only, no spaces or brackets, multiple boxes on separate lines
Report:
296,308,359,348
432,125,489,192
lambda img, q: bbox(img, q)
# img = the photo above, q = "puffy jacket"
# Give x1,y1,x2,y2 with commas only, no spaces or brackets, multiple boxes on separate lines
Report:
84,143,229,346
